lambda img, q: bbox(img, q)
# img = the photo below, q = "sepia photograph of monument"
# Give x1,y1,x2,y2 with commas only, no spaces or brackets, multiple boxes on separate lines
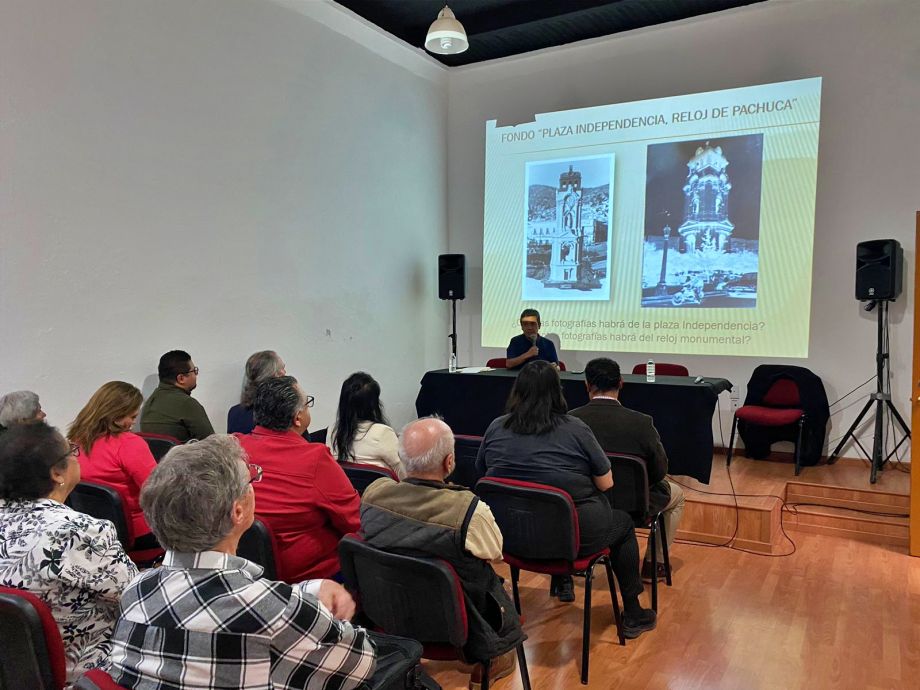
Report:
522,155,614,301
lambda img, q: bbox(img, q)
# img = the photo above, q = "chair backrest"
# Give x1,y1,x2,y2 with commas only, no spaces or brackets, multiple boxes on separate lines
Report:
449,435,484,489
66,482,131,546
476,477,579,562
340,462,398,496
605,453,650,518
486,358,507,368
558,361,567,371
0,587,66,690
308,426,328,444
237,518,278,580
136,432,179,462
338,535,468,649
762,377,801,407
631,362,689,377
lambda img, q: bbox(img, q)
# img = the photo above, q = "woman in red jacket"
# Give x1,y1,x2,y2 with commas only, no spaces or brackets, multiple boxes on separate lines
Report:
69,381,158,548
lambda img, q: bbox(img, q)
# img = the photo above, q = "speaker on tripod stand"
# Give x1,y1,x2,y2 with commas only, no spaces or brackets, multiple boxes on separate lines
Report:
828,239,910,483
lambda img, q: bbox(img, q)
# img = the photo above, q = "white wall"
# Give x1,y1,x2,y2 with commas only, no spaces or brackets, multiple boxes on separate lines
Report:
446,0,920,460
0,0,448,431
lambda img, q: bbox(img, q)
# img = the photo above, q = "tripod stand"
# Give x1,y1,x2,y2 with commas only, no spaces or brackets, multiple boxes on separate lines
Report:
827,299,910,483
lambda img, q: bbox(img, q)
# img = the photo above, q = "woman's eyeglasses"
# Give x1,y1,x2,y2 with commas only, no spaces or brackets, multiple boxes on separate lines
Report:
59,444,80,463
247,463,263,484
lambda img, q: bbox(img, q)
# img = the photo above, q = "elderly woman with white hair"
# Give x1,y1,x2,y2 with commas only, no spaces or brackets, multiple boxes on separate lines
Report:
108,434,425,690
226,350,286,434
0,390,46,434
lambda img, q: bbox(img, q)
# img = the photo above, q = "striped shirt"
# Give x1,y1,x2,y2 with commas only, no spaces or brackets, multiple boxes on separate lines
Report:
110,550,376,689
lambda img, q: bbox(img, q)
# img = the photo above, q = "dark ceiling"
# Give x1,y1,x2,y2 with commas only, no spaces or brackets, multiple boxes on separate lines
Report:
333,0,766,67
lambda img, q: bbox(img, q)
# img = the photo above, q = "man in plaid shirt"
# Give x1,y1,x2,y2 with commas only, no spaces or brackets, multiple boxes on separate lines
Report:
109,435,377,689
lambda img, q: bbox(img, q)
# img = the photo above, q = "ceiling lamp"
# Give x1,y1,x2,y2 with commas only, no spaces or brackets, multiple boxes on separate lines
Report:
425,5,469,55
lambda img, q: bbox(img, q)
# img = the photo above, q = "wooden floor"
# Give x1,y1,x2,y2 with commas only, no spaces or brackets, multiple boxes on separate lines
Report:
424,455,919,690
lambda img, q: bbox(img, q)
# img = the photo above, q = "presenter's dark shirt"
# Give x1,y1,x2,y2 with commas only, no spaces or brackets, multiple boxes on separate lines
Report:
505,334,558,369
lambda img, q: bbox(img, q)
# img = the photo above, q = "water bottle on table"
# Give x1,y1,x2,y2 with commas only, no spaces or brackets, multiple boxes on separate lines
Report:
646,359,655,383
449,352,458,373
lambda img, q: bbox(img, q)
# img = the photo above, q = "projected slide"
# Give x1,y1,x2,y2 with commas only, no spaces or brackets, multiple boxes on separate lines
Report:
482,78,821,358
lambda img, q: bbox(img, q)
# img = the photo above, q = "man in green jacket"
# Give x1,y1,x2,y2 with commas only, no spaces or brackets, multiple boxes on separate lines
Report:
140,350,215,442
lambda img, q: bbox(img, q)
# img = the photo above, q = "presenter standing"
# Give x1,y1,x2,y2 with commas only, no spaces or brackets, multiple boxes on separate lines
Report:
505,309,559,369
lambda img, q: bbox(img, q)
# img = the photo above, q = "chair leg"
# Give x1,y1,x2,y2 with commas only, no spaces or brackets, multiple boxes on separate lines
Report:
794,417,805,476
481,657,491,690
726,414,740,467
649,523,658,612
516,642,532,690
603,557,625,645
581,565,594,685
510,566,522,614
658,513,672,587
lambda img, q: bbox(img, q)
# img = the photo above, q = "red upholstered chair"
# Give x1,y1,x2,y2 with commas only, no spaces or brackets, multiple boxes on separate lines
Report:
558,361,567,371
631,363,689,377
339,535,531,690
486,357,507,368
476,477,624,685
66,482,164,565
449,435,485,489
726,377,806,475
136,431,180,462
339,462,398,496
606,453,672,611
0,586,67,689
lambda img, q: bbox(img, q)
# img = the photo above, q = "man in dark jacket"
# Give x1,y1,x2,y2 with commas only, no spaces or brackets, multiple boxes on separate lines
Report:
570,358,685,582
360,417,522,690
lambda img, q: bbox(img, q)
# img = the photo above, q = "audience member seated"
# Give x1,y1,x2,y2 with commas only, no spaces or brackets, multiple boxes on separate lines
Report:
0,424,138,684
109,435,377,689
570,358,685,581
140,350,214,442
234,376,360,582
226,350,286,434
361,417,522,688
69,381,159,550
476,360,656,638
0,390,47,435
328,372,405,479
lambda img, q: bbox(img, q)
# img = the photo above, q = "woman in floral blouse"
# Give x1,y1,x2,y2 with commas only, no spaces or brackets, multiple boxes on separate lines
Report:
0,423,138,685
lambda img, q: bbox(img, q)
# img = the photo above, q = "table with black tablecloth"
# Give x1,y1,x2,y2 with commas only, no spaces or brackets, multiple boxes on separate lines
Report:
415,369,732,483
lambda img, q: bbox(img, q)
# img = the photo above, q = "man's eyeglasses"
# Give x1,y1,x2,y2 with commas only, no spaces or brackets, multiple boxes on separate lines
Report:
247,463,263,484
303,395,315,409
181,367,200,376
59,443,80,463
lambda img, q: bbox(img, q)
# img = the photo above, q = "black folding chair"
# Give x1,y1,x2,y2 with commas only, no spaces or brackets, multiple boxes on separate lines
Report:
449,435,485,489
476,477,623,685
237,518,278,580
340,462,398,496
339,535,531,690
606,453,673,611
136,432,180,462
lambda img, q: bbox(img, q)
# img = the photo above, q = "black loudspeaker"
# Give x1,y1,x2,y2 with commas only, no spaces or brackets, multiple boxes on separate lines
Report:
855,239,903,301
438,254,466,300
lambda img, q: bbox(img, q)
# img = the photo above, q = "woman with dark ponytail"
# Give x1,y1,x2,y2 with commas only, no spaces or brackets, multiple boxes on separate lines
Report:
328,372,404,479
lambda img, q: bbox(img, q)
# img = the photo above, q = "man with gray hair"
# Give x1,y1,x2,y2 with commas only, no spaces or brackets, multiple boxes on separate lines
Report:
108,434,378,689
360,417,523,690
0,390,46,434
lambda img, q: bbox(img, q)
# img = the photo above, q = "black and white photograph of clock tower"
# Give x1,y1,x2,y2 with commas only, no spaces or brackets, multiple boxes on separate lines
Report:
523,155,613,301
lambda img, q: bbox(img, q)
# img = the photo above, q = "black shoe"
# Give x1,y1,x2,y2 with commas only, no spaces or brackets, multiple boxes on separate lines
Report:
641,559,667,583
550,575,575,603
622,608,657,639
